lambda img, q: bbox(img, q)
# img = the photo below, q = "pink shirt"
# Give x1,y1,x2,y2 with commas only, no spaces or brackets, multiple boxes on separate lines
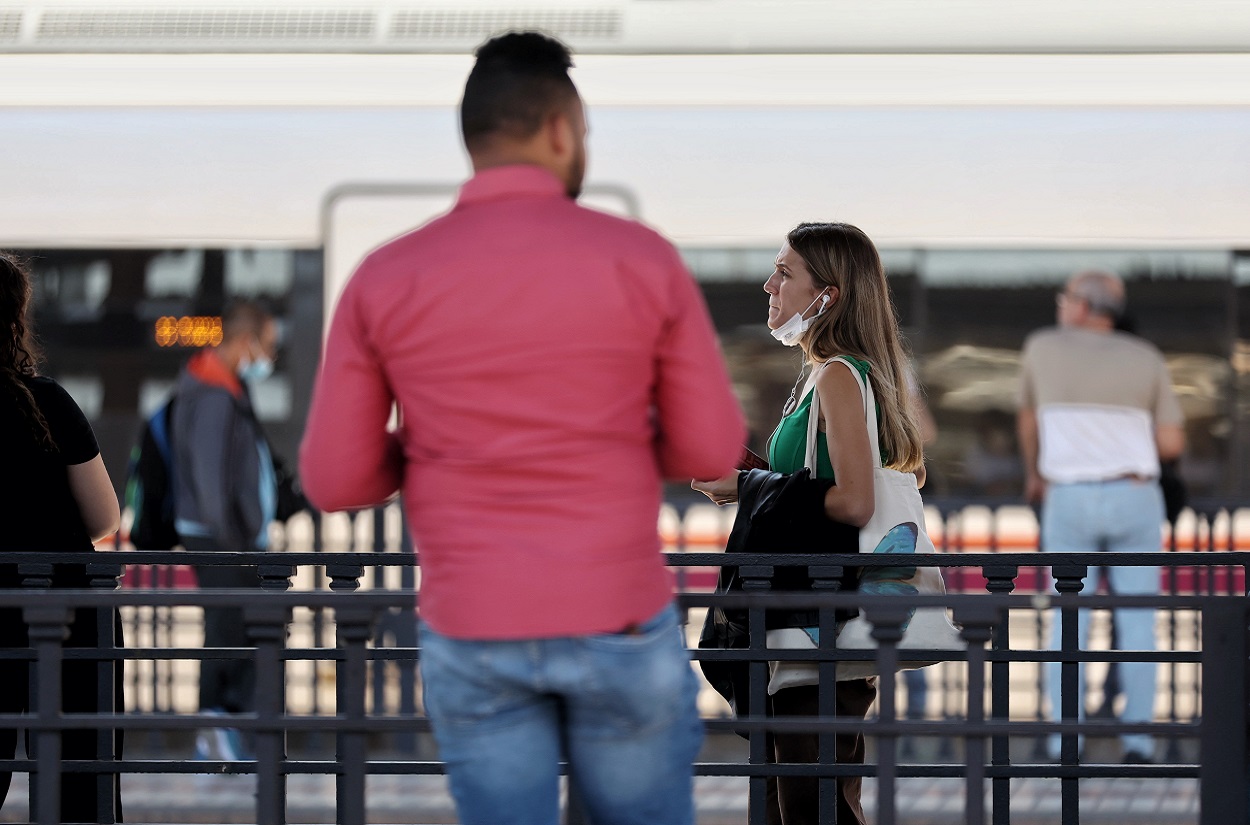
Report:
300,165,745,639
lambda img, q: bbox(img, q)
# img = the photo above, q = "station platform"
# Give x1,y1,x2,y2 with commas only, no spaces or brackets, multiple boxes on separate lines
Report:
0,769,1201,824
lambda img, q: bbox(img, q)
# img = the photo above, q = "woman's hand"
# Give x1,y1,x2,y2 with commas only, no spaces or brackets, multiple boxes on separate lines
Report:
691,472,741,505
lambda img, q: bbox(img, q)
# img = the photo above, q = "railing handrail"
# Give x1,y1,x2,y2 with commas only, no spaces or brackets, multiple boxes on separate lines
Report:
4,548,1250,568
0,588,1234,609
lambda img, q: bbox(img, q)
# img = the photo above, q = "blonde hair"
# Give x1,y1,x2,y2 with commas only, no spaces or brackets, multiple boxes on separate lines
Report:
788,222,924,472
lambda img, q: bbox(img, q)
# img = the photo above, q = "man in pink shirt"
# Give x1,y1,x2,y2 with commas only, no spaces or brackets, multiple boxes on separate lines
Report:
300,31,744,825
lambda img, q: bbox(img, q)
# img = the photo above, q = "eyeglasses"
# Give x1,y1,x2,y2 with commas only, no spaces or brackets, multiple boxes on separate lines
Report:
1055,291,1087,307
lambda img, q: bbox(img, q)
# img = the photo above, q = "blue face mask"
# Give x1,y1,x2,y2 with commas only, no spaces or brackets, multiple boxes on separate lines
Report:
239,357,273,383
238,342,274,383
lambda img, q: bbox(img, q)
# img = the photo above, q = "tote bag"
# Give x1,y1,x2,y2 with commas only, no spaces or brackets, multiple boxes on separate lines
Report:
766,357,963,690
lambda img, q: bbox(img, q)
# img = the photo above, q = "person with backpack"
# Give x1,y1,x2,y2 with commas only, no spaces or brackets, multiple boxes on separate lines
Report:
170,300,279,761
125,395,179,551
0,252,124,821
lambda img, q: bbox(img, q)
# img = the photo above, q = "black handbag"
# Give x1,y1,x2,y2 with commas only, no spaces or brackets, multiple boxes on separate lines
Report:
1159,459,1187,523
697,567,753,726
696,467,856,720
272,453,314,522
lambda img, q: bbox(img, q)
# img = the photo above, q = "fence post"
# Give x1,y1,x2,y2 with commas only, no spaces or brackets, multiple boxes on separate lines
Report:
954,604,998,825
982,565,1017,825
24,604,72,825
740,564,773,825
866,604,909,825
1199,599,1249,825
87,561,123,825
245,602,290,825
393,521,419,756
1051,564,1086,825
335,605,376,825
811,564,845,825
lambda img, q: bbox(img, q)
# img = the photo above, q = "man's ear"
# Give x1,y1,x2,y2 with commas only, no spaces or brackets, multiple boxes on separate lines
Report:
546,109,574,161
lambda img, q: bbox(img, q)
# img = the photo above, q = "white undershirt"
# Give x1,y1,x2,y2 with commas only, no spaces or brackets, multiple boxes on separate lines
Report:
1038,403,1160,484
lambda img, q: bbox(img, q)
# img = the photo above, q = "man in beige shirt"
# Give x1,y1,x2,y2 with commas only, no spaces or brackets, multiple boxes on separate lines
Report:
1017,269,1184,764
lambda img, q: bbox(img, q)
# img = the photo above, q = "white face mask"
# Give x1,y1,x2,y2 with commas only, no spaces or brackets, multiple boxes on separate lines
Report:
771,291,830,347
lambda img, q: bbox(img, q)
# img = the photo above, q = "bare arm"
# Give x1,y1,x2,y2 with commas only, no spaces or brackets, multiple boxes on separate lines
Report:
67,454,120,542
1017,406,1045,504
1155,423,1185,462
817,365,876,527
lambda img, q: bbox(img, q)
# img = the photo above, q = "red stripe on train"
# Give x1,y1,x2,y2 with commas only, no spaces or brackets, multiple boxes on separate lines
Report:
119,563,1245,594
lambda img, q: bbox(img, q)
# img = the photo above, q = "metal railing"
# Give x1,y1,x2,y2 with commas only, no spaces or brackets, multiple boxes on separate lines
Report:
113,498,1247,724
1,498,1247,825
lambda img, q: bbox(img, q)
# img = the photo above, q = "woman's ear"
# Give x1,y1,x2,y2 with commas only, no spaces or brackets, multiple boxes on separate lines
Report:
825,286,840,307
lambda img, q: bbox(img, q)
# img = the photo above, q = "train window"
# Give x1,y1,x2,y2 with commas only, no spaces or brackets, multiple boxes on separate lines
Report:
146,251,199,298
681,248,777,283
143,250,294,300
18,241,1250,500
226,249,294,297
31,257,111,317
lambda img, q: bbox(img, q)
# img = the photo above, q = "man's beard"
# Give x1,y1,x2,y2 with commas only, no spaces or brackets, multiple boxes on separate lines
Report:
565,146,586,199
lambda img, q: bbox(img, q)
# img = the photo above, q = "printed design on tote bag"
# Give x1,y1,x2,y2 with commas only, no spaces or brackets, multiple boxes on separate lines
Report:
858,522,921,629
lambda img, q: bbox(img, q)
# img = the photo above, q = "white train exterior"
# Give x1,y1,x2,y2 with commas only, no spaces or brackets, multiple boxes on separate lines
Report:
2,0,1248,498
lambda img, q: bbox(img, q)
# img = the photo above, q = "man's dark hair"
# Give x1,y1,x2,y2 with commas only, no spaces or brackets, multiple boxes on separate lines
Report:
460,31,577,151
221,299,272,343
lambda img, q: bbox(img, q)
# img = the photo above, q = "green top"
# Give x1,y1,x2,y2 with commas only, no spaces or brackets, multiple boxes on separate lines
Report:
767,356,884,479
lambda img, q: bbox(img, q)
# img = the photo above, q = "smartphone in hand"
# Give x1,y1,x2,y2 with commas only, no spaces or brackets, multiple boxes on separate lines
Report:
737,447,769,471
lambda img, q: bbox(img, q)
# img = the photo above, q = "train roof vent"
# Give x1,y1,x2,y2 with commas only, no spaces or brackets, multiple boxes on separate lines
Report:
35,8,375,45
388,7,622,43
0,8,21,41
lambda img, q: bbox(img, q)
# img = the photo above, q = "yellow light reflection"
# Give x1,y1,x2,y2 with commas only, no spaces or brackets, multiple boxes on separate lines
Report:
155,316,222,348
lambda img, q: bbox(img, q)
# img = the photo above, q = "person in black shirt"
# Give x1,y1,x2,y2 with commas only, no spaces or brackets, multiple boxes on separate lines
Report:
0,252,122,822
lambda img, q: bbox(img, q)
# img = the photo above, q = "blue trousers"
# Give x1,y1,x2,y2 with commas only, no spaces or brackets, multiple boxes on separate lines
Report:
1043,479,1164,758
419,604,704,825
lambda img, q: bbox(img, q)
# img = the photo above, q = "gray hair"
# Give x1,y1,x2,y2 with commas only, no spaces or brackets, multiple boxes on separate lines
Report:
1068,269,1125,318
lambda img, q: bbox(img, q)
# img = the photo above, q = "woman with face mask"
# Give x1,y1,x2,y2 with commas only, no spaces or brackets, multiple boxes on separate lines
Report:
694,222,926,825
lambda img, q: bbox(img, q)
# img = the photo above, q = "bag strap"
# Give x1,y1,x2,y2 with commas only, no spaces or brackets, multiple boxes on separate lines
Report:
803,370,821,473
827,356,883,470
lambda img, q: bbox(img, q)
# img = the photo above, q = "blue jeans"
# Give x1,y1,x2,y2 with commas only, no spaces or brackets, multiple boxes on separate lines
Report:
1042,479,1164,758
419,604,704,825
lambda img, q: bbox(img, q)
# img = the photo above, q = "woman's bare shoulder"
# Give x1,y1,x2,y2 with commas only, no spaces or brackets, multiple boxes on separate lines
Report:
813,358,864,397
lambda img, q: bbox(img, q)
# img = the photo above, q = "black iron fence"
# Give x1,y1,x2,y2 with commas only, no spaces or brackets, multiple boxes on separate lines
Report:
0,499,1247,825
